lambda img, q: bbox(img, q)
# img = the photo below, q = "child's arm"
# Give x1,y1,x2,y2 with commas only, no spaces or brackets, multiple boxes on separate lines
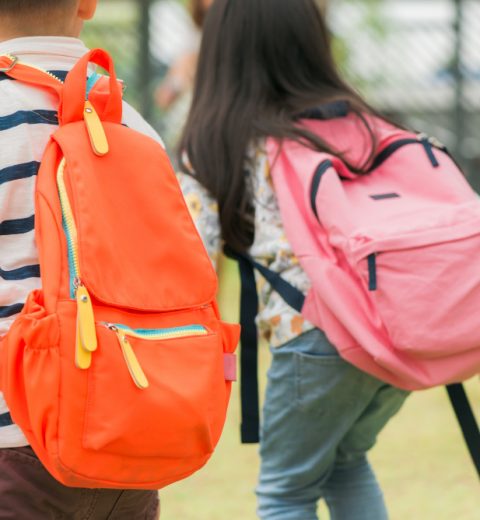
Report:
176,172,221,270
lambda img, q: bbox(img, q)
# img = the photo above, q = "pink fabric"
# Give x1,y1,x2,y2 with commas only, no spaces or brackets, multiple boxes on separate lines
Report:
223,354,237,382
267,114,480,390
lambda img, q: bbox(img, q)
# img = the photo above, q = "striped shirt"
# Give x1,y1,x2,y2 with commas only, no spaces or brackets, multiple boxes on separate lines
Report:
0,36,164,448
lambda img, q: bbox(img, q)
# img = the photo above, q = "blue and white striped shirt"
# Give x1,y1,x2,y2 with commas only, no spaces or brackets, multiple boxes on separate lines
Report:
0,36,164,448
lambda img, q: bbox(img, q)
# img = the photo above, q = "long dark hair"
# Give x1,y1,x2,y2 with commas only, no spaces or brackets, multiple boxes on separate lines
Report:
180,0,379,253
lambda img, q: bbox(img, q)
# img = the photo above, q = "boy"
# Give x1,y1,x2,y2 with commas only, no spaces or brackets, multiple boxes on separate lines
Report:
0,1,160,517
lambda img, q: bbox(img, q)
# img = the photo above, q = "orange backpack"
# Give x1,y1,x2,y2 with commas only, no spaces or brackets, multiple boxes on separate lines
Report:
0,49,239,490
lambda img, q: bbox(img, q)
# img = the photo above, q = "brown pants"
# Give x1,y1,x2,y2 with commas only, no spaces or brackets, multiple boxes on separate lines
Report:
0,446,160,520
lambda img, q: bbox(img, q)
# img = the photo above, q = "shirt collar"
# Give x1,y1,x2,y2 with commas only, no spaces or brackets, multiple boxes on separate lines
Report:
0,36,89,70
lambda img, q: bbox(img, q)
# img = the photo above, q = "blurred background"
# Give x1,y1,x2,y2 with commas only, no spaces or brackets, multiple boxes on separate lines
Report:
84,1,480,518
84,0,480,187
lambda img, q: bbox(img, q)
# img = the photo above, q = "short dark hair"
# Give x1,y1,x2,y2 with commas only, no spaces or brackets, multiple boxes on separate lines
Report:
0,0,73,13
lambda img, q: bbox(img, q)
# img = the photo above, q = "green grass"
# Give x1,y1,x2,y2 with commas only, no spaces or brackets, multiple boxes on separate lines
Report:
161,258,480,519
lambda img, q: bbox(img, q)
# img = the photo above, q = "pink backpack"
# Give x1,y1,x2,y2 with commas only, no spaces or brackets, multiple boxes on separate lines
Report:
236,103,480,476
266,110,480,390
227,105,480,473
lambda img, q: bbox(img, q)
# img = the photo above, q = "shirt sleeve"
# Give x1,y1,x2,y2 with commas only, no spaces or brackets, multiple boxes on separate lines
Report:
176,172,222,270
122,102,166,148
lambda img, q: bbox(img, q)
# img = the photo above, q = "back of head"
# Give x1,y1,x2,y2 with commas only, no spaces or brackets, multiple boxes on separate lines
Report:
0,0,74,14
192,0,347,119
0,0,82,37
180,0,376,252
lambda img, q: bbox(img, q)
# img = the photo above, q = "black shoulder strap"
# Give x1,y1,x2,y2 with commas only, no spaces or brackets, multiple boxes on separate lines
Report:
230,247,260,443
446,383,480,479
224,245,305,443
297,100,350,120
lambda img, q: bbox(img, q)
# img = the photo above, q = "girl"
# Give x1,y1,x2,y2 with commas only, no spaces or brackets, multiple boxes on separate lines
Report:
178,1,408,519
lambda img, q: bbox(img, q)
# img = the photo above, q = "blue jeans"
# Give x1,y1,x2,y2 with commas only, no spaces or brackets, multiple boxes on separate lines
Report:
256,329,408,520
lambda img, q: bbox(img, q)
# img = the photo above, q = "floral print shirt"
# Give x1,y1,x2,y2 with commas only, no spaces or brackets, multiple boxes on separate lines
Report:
178,147,314,347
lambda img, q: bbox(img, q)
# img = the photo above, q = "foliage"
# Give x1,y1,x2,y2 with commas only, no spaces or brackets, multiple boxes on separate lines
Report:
330,0,389,90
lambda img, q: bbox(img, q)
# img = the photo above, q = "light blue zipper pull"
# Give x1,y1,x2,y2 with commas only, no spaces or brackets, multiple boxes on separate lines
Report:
86,71,101,99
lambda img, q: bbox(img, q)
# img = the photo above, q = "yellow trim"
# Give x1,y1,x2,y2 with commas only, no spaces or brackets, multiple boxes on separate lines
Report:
57,159,80,277
84,101,109,156
75,318,92,370
115,331,149,390
76,284,97,353
125,329,209,341
57,159,98,363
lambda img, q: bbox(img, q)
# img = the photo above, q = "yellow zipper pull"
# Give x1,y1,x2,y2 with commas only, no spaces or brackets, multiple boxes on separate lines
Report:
112,328,149,390
75,317,92,369
76,281,97,353
84,100,109,156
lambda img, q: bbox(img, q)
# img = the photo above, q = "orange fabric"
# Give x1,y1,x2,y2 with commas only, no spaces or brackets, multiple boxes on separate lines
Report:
53,122,218,310
60,49,122,124
0,56,63,97
0,49,239,489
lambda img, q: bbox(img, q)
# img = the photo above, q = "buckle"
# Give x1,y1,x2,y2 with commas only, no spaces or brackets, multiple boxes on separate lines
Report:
0,55,18,73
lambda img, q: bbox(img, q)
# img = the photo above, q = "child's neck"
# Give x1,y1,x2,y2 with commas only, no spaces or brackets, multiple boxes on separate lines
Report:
0,33,65,43
0,18,82,42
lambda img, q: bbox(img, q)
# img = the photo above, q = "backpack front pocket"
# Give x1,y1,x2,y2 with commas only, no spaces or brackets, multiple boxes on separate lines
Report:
82,322,224,458
354,225,480,358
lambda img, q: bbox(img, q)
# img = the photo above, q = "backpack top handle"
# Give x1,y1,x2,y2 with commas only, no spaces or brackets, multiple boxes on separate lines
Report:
61,48,123,126
0,49,123,126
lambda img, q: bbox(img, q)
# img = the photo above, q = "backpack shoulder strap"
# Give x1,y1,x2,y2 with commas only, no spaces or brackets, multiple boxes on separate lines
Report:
224,245,305,443
446,383,480,478
0,54,63,97
296,100,350,121
228,249,305,313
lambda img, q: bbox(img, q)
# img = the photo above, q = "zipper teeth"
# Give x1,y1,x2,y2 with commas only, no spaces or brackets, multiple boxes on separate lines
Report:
5,54,65,83
57,158,80,295
109,323,209,340
40,69,64,83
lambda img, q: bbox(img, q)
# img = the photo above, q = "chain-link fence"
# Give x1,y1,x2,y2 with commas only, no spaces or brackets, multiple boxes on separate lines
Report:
331,0,480,189
83,0,480,187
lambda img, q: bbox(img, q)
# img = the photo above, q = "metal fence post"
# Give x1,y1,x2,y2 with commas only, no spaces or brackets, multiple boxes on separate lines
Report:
138,0,154,119
453,0,465,163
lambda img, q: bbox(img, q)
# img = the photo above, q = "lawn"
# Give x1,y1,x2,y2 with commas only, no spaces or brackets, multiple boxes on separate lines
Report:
161,259,480,519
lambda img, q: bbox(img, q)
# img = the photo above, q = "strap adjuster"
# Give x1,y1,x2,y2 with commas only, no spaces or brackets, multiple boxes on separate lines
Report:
0,55,18,73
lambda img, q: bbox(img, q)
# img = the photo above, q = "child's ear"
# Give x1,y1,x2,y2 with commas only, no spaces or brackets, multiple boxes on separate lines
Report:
77,0,98,21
